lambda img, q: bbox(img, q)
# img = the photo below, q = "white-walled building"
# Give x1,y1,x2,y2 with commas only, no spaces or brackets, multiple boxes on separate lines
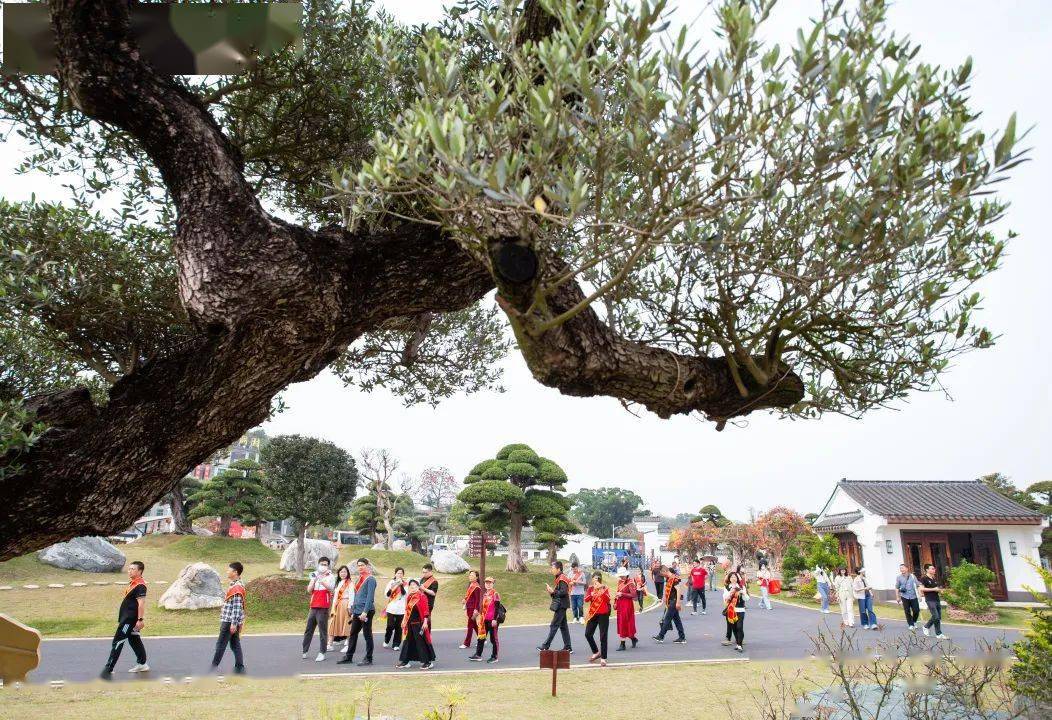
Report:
636,517,676,566
813,480,1046,603
561,533,598,566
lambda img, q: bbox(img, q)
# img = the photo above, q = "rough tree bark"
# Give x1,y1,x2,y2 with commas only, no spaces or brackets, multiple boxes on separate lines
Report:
169,482,193,534
0,0,803,561
506,511,528,573
295,524,307,577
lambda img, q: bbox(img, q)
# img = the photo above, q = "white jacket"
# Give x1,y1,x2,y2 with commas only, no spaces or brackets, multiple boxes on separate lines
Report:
384,579,407,615
852,574,871,600
833,575,854,601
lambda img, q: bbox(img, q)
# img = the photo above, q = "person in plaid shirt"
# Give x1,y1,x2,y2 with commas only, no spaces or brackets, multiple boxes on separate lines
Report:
211,561,246,673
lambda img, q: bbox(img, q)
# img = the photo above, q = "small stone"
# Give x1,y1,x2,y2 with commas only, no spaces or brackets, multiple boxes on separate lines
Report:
23,584,39,589
47,583,64,588
93,581,111,586
0,585,12,591
71,582,87,587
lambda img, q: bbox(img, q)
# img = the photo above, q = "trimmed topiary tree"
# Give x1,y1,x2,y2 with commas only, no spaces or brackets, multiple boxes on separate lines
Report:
457,444,570,572
188,459,265,536
944,559,996,615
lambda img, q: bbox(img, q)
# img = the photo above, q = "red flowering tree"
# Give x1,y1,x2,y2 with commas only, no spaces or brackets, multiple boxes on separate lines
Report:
754,506,813,567
668,521,721,560
718,522,766,565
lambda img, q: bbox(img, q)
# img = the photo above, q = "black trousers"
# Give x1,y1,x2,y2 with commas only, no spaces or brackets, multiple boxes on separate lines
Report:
344,609,375,660
104,622,147,670
657,605,684,641
541,609,572,650
384,612,403,647
725,614,745,645
925,600,942,634
211,621,244,669
654,579,665,601
636,589,644,611
901,598,920,626
302,607,328,653
474,624,499,659
585,613,609,659
691,588,706,611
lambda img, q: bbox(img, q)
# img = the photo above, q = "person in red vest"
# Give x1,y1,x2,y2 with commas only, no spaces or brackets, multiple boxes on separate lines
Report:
689,558,708,615
584,572,612,666
614,567,638,651
211,561,246,673
302,556,335,661
459,570,482,649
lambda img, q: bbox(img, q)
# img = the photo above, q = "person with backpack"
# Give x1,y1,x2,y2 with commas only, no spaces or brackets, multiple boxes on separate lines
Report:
468,576,503,663
584,572,612,666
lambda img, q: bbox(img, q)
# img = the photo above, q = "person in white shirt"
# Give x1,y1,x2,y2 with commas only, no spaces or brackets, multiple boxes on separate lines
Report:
383,567,408,650
832,567,855,628
757,564,773,610
814,566,832,613
852,568,879,630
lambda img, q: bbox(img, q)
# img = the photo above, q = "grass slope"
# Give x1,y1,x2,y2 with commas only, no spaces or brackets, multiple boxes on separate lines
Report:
0,538,658,638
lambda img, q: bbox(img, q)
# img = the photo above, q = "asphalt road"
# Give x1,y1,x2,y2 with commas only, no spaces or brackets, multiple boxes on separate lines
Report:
32,598,1019,684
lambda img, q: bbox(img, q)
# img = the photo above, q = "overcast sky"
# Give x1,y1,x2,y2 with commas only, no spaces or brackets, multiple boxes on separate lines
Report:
2,2,1049,522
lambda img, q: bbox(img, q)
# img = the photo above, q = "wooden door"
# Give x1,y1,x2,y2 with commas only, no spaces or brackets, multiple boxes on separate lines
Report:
971,532,1008,601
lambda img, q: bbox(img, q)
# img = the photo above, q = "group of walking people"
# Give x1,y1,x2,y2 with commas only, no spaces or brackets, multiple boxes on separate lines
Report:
813,562,948,638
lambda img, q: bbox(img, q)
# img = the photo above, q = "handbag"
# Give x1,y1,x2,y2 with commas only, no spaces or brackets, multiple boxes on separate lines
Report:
495,601,507,625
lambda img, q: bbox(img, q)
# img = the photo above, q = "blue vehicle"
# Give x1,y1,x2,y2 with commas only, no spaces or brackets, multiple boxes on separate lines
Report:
591,538,645,571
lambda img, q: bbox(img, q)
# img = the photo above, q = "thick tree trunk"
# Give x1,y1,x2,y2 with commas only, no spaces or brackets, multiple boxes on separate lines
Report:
382,517,394,550
295,524,307,576
169,482,193,534
0,0,804,561
506,512,527,573
219,516,232,537
547,543,557,564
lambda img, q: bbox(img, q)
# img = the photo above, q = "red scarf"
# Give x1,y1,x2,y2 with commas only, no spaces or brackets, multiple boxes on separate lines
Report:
663,576,679,606
586,585,611,616
388,580,404,600
124,576,147,596
464,580,480,604
421,575,437,591
225,582,245,602
726,587,740,623
477,589,498,636
403,590,432,643
354,570,371,594
555,574,572,596
617,577,635,599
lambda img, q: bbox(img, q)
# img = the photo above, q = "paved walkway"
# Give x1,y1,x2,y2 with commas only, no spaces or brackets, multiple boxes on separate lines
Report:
31,598,1019,684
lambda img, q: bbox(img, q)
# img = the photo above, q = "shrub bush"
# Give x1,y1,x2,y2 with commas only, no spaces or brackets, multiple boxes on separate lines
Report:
944,560,995,614
1010,561,1052,708
796,577,818,602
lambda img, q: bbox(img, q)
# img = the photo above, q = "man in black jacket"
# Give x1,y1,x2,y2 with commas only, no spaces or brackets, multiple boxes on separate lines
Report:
537,561,573,653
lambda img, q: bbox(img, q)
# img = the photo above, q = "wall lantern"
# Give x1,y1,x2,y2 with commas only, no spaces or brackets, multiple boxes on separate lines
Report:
885,539,894,555
1009,540,1018,556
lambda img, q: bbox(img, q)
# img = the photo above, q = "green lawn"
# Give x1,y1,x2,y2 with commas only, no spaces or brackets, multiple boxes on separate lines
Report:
0,538,658,637
773,588,1035,630
0,660,815,720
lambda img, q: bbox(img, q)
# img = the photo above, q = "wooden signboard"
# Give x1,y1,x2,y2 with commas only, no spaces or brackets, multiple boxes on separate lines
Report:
0,614,41,684
539,649,570,697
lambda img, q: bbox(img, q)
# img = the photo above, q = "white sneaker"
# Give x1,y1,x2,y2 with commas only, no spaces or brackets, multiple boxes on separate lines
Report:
936,634,949,640
341,641,349,653
701,610,706,615
326,643,334,651
922,627,930,637
128,663,149,673
458,644,469,649
383,641,390,648
301,652,309,659
821,609,832,614
315,653,325,662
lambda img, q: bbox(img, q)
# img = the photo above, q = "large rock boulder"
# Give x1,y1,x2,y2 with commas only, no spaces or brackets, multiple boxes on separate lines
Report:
279,538,339,572
371,542,386,551
430,549,469,574
158,562,224,610
37,537,126,573
392,539,408,551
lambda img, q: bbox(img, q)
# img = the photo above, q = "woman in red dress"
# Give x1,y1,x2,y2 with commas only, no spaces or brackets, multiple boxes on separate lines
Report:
614,567,638,651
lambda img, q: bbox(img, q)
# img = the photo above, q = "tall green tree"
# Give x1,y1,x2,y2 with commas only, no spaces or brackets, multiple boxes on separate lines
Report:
261,435,358,574
0,0,1026,561
187,460,265,536
457,443,570,572
697,505,731,527
570,487,643,537
349,491,382,544
394,493,430,554
979,472,1040,511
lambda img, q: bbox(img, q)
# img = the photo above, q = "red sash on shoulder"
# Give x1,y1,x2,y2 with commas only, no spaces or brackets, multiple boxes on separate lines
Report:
402,592,432,644
124,576,147,596
225,582,246,601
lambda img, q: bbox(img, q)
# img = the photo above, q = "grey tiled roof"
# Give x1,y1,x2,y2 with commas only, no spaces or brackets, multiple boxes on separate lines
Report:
812,510,863,530
838,480,1043,523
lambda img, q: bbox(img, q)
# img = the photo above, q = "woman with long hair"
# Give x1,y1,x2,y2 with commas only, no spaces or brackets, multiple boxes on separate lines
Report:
460,570,482,649
614,567,638,651
584,572,612,666
397,579,436,669
721,572,749,653
833,567,855,628
633,566,647,611
327,565,352,652
383,567,407,650
469,577,501,663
